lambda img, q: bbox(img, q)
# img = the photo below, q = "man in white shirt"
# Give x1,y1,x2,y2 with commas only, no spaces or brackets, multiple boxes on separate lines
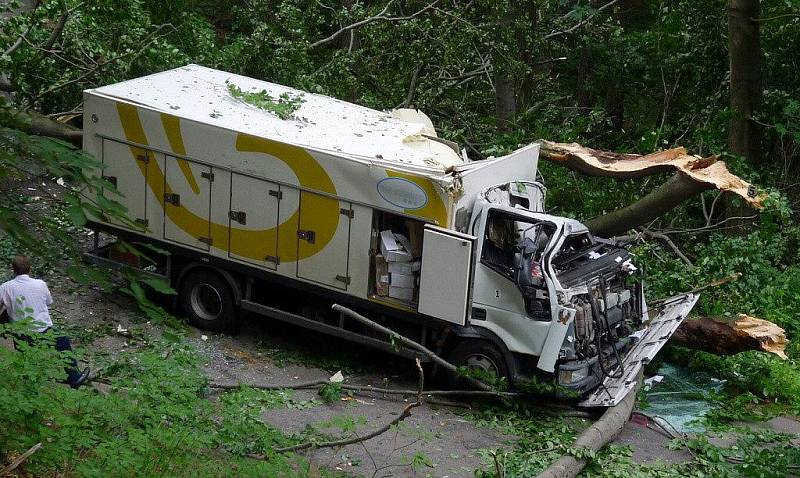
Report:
0,255,89,388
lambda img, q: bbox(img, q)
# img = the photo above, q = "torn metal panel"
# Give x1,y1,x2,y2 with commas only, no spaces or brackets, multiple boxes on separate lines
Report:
540,141,764,208
579,293,699,407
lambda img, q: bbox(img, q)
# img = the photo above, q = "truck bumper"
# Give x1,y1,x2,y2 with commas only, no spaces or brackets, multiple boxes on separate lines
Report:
557,293,699,407
580,293,698,407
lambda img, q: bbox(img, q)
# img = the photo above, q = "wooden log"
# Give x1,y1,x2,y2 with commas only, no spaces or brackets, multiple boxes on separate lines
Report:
535,372,642,478
670,314,787,359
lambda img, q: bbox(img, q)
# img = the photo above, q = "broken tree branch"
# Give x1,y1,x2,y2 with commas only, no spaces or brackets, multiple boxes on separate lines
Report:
209,379,521,399
271,358,424,454
639,227,694,267
1,442,42,475
671,314,788,359
32,23,174,102
649,273,741,306
540,141,764,237
2,106,83,146
41,3,72,51
332,304,494,392
535,372,641,478
544,0,620,40
311,0,440,48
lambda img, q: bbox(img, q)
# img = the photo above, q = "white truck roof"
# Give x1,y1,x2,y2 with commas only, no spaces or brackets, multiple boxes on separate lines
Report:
88,64,464,173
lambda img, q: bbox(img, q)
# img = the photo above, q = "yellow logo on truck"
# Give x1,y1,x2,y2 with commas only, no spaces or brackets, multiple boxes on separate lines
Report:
117,104,340,262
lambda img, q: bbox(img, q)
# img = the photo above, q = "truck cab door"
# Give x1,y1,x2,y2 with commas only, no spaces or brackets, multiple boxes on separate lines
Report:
418,225,476,326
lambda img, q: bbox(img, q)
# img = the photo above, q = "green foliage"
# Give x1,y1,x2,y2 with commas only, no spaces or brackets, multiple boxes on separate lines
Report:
226,81,305,119
0,322,308,477
318,382,343,404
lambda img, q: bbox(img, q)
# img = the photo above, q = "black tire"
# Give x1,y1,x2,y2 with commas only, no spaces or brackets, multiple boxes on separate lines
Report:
179,269,237,332
445,339,510,388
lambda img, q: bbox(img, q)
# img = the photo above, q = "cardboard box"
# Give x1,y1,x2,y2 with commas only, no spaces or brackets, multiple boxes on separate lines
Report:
389,272,415,288
388,261,421,275
374,254,389,296
379,230,399,256
389,285,414,302
379,229,413,262
394,233,413,257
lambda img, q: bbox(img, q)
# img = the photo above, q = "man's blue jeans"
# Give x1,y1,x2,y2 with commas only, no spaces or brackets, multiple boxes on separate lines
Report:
14,331,83,388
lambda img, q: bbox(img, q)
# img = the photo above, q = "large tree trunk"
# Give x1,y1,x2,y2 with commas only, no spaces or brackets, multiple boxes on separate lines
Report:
728,0,761,164
495,72,517,133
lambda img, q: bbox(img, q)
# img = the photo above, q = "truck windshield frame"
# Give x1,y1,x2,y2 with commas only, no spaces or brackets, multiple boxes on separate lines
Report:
479,209,556,282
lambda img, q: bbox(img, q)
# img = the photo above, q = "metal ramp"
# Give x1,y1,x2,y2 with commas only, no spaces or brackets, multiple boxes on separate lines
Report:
579,293,699,408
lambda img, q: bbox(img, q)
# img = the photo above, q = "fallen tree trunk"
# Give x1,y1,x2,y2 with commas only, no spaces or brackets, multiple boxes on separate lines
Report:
535,372,642,478
671,314,788,359
2,107,82,147
584,173,708,237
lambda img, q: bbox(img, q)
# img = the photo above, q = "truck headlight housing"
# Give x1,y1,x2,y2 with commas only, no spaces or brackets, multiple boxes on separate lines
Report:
558,365,589,385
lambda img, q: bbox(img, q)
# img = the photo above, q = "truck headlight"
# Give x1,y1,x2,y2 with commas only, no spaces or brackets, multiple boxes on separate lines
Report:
559,365,589,385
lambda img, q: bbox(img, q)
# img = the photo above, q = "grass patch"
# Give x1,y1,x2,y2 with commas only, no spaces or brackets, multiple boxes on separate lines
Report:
0,320,327,477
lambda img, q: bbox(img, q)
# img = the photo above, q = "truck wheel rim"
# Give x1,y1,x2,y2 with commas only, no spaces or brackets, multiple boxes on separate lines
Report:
191,283,223,321
465,354,499,376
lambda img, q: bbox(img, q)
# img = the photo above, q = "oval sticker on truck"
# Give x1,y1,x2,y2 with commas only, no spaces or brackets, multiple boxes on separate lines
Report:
377,177,428,210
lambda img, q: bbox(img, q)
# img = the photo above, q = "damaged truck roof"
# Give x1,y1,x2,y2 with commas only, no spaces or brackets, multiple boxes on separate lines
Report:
87,64,464,174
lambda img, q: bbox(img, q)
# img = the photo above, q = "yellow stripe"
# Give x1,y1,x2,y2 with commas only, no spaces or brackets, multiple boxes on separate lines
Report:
117,104,341,262
385,170,449,226
160,114,200,194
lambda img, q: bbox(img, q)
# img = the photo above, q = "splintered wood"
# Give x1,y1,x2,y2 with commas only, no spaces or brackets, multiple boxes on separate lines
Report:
733,314,788,359
672,314,788,359
539,141,765,208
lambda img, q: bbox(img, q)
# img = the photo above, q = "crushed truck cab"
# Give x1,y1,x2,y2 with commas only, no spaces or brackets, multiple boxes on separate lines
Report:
83,65,697,406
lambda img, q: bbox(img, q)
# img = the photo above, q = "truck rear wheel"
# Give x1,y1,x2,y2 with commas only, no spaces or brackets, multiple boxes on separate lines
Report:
179,270,237,331
446,339,509,388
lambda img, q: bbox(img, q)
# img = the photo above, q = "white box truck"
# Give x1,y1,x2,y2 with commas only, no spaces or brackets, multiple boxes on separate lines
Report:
82,65,697,406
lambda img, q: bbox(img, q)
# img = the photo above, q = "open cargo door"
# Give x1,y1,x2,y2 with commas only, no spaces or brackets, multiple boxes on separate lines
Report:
418,225,475,326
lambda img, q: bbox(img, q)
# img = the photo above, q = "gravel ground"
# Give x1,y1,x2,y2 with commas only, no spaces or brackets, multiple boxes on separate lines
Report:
10,265,798,476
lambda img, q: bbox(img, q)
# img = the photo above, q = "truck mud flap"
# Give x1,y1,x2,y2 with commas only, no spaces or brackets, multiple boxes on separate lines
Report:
579,293,699,408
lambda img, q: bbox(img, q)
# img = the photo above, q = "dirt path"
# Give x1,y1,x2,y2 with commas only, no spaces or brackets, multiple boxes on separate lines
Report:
46,275,511,477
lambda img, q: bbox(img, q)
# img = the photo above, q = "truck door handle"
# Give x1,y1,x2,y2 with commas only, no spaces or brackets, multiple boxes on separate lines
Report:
297,230,315,244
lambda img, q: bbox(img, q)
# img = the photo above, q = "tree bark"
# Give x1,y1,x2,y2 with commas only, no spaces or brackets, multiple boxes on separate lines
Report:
535,372,642,478
584,173,710,237
728,0,761,164
1,107,83,147
671,315,787,359
495,72,517,133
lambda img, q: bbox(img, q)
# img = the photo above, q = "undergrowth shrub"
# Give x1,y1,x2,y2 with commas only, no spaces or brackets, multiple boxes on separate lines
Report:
0,321,307,477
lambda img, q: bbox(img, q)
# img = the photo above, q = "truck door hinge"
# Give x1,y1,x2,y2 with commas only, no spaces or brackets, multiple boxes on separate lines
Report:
102,175,117,188
134,218,149,227
335,275,351,285
340,208,354,218
201,171,214,182
198,237,213,246
297,230,316,244
229,210,247,225
268,189,283,200
136,153,150,163
265,255,280,265
164,193,180,206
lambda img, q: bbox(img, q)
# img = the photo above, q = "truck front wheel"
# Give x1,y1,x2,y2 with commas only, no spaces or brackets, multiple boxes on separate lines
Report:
446,339,509,388
179,270,237,331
